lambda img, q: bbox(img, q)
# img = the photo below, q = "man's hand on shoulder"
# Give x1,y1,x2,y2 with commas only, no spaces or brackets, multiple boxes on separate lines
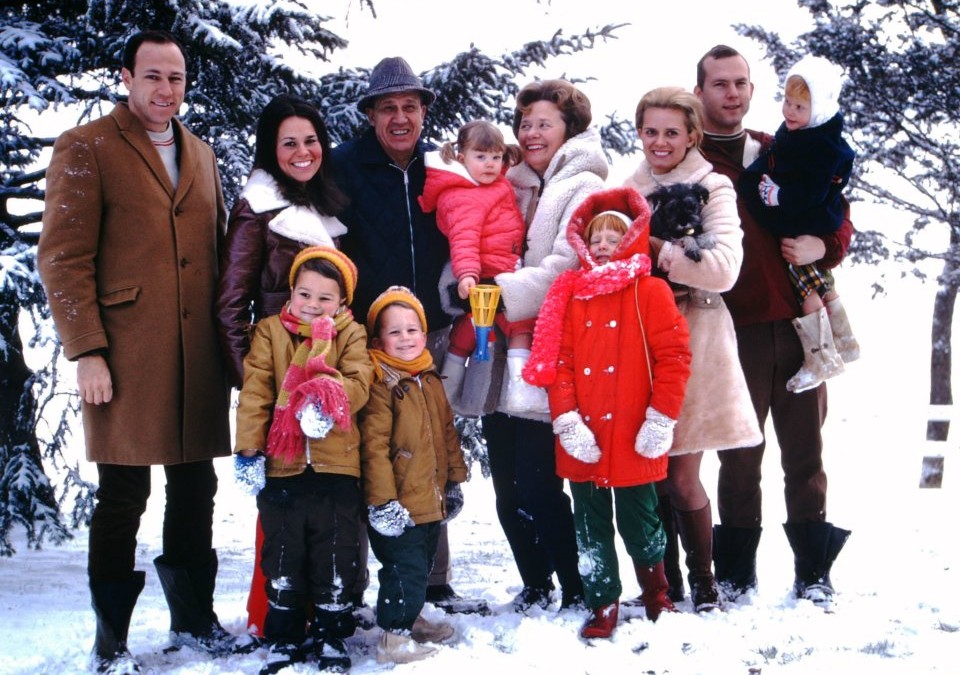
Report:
780,235,826,266
77,354,113,405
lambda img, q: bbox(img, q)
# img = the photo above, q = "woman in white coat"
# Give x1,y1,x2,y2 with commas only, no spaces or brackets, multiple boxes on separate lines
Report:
477,79,608,611
623,87,761,612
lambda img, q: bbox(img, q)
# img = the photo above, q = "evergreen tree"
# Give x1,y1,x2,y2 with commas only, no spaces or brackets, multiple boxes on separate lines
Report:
0,0,630,553
736,0,960,440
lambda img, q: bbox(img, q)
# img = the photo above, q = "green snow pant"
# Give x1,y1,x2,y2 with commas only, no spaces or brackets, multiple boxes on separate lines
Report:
570,480,665,609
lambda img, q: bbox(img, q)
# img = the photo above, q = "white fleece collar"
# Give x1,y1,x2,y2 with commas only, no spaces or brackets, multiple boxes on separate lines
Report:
240,168,347,244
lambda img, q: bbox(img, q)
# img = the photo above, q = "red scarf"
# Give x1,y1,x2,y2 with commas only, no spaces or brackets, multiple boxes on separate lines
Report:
265,305,354,463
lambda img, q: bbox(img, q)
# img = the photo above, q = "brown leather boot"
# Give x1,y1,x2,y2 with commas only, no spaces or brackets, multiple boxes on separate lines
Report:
634,561,677,622
674,503,722,612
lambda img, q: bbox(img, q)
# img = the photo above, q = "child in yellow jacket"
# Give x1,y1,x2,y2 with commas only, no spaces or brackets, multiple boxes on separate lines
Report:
233,246,373,674
360,286,468,665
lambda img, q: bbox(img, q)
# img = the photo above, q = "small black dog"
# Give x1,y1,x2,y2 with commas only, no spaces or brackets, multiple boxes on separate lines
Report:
647,183,714,262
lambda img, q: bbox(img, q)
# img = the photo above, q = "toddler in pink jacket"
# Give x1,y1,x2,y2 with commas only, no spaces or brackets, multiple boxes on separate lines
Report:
419,120,547,414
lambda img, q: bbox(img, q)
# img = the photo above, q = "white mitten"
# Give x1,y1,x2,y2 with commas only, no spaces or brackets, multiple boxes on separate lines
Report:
552,410,601,464
298,401,335,439
635,407,676,458
758,174,781,206
368,500,414,537
234,453,266,496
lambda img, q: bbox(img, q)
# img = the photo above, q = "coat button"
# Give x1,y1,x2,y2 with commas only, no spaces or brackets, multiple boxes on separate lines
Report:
174,206,183,216
181,309,190,318
606,365,615,373
585,320,592,327
583,367,591,376
608,320,617,327
180,257,189,267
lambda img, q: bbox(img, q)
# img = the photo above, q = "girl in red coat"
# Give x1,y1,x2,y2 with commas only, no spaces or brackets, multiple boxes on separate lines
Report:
418,120,547,414
523,187,691,640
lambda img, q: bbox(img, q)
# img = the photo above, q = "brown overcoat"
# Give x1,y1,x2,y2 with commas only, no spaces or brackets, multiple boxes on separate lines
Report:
38,103,230,466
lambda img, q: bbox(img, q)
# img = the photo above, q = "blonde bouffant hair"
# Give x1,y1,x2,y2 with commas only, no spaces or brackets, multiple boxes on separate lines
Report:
634,86,705,149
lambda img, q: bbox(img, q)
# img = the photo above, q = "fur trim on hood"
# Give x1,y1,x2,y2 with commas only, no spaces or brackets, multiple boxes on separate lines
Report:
241,168,348,244
785,55,844,129
523,187,654,387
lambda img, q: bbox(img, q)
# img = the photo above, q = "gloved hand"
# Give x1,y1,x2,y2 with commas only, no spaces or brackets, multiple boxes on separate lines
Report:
552,410,601,464
758,174,781,206
298,401,335,439
234,452,266,496
635,406,676,458
368,500,414,537
443,482,464,522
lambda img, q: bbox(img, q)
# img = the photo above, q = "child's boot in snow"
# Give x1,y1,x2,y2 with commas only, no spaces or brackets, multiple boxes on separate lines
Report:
786,307,845,393
634,560,677,622
376,630,438,664
825,297,860,363
579,600,619,639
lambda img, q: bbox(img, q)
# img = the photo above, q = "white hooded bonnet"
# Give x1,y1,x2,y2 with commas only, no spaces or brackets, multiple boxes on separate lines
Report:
784,55,845,128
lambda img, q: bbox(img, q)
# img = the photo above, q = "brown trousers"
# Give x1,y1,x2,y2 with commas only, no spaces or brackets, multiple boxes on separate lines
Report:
717,319,828,526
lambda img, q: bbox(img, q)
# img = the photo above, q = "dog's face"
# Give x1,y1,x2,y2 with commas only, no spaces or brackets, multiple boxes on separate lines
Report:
648,183,709,240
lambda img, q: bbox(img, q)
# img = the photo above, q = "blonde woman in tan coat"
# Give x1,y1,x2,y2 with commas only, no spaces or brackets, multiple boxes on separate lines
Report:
623,87,762,612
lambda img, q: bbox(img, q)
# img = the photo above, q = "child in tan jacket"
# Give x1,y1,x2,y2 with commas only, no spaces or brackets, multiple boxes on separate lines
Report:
360,286,468,664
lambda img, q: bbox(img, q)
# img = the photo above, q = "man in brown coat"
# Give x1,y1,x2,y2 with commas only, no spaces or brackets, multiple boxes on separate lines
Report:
37,30,239,672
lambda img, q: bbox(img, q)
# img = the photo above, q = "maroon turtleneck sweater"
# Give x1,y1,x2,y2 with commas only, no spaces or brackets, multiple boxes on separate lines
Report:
701,130,853,328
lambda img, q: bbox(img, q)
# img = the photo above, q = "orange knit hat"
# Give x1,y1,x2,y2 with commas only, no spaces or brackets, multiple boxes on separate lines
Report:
288,246,358,306
366,285,428,335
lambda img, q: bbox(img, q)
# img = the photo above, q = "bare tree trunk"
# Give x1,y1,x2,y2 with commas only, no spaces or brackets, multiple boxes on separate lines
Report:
927,263,958,442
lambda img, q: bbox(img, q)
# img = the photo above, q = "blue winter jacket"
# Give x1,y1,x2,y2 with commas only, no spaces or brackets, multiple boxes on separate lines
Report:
739,112,855,238
332,128,451,331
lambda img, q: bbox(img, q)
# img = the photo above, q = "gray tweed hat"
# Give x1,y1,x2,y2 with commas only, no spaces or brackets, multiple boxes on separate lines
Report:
357,57,436,113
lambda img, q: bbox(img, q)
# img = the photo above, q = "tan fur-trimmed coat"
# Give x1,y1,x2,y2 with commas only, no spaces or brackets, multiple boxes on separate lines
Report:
624,150,762,455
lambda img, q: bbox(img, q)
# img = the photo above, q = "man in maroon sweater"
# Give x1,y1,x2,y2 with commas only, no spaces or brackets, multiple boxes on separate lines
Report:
694,45,851,608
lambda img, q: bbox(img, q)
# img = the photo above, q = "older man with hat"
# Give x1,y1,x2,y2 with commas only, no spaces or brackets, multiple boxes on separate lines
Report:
333,56,486,615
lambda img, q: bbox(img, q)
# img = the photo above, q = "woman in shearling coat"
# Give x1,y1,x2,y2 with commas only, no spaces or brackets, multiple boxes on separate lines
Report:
623,87,762,612
472,79,608,612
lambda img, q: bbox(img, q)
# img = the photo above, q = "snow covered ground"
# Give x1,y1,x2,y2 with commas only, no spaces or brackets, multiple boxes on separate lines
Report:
3,253,960,674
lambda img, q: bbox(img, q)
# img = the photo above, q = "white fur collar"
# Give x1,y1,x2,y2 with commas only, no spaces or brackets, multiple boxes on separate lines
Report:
240,168,347,244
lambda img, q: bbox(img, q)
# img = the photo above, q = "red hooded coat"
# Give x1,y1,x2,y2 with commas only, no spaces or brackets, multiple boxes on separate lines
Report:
525,187,691,488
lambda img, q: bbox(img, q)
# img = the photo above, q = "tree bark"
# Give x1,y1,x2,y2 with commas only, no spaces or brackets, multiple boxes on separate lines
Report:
927,260,957,443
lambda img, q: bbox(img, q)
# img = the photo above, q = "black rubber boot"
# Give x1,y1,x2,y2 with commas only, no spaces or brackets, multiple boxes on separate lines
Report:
783,521,851,608
310,606,354,673
90,571,145,674
712,524,762,601
154,551,241,655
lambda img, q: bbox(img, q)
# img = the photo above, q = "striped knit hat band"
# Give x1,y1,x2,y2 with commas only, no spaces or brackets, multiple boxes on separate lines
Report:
366,285,428,335
289,246,358,306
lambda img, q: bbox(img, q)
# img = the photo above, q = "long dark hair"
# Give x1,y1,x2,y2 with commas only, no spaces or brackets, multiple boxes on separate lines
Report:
253,93,347,214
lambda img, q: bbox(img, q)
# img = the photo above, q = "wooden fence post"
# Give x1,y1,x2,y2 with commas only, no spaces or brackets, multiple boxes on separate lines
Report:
921,404,949,488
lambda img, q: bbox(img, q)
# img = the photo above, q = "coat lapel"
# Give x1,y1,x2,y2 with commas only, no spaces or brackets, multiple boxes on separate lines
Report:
173,118,198,206
111,104,176,199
